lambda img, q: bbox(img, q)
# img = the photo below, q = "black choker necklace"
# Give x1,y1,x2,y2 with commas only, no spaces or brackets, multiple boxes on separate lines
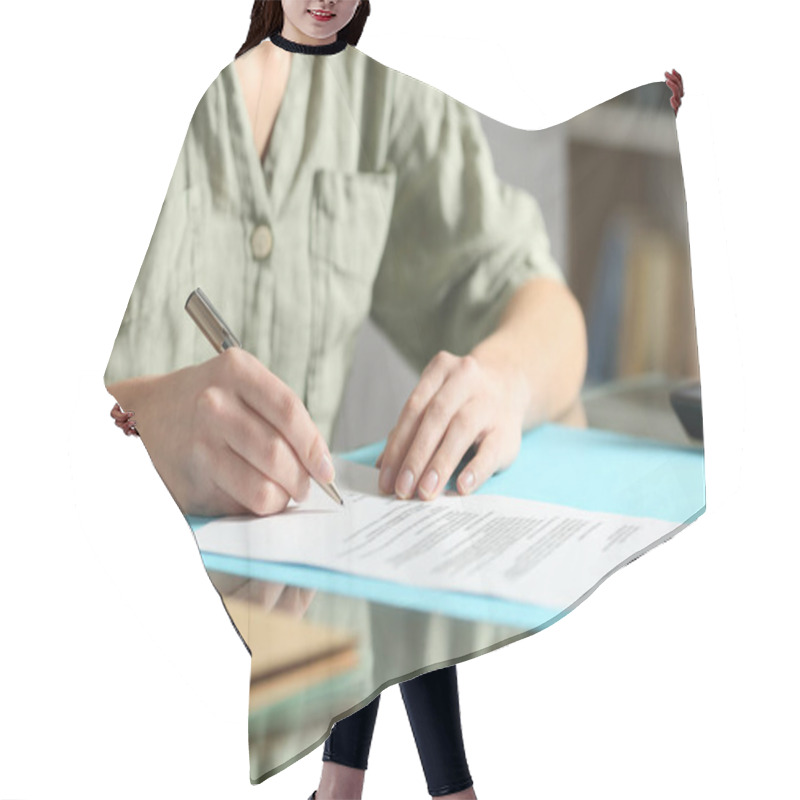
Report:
270,31,347,55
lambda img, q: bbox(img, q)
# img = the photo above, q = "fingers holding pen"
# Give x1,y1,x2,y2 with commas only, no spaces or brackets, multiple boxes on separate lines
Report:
210,444,292,517
196,388,311,504
120,347,334,518
219,348,336,487
176,294,335,515
176,348,332,515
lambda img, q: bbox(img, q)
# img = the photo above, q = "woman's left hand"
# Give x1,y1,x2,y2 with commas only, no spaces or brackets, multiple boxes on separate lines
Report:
376,350,529,500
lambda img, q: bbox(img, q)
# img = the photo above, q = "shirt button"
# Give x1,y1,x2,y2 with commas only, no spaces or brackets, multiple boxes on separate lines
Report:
251,224,273,260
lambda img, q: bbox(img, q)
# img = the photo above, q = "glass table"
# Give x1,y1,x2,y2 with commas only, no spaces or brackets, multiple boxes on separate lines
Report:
200,373,703,783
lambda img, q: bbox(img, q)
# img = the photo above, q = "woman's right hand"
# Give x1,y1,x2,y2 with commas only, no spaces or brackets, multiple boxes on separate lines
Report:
107,348,335,517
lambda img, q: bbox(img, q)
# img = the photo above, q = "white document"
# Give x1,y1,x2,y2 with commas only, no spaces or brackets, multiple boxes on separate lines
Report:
195,457,678,609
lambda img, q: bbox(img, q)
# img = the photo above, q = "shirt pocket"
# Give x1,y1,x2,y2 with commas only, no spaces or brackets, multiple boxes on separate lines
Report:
309,168,396,344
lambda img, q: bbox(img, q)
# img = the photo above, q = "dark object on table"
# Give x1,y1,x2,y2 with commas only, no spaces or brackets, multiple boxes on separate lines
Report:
670,381,703,441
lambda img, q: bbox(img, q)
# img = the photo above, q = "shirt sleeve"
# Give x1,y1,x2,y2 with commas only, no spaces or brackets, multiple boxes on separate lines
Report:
369,70,565,374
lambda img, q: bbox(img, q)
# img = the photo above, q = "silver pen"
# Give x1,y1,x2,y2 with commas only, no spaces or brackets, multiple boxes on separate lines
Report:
185,288,344,506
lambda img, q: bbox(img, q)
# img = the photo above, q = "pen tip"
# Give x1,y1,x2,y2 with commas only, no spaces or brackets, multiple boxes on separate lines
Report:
320,479,345,506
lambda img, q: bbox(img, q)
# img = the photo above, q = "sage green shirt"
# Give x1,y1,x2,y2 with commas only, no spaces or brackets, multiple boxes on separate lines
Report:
105,44,564,443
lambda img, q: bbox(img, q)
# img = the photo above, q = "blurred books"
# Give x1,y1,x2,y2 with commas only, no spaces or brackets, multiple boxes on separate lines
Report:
222,596,359,711
586,210,699,384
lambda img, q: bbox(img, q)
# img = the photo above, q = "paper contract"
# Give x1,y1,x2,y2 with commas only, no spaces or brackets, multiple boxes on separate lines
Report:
194,458,678,609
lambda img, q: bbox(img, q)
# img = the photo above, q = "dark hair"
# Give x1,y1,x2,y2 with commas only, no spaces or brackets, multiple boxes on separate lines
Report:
236,1,371,58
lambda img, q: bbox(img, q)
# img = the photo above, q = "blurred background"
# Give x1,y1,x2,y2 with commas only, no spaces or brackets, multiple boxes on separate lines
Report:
333,80,698,452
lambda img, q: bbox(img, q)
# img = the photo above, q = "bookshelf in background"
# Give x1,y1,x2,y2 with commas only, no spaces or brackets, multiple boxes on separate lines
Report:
567,83,697,387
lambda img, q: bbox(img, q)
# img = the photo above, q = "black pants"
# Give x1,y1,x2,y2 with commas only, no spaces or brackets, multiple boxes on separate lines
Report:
323,665,473,797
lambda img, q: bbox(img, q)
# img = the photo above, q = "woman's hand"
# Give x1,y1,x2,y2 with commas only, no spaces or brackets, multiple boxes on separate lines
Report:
107,348,335,517
376,350,529,500
665,68,684,115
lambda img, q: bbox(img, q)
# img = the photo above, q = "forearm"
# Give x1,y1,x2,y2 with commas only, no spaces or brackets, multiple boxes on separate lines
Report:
470,277,587,430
